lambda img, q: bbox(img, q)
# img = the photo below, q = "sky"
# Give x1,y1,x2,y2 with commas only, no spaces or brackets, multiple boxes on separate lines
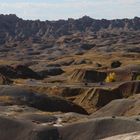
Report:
0,0,140,20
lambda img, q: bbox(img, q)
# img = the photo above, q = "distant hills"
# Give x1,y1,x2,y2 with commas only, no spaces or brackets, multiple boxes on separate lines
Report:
0,14,140,60
0,14,140,42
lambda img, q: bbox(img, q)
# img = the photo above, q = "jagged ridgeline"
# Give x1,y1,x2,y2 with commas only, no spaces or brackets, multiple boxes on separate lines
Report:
0,14,140,60
0,14,140,41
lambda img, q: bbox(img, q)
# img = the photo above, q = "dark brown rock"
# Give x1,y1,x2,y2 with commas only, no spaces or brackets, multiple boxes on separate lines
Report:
13,64,41,79
111,61,122,68
69,68,107,83
0,74,12,85
0,86,88,114
0,65,41,79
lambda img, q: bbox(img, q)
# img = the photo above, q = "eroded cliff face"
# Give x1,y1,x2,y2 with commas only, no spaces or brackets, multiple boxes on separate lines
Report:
0,14,140,61
0,14,140,44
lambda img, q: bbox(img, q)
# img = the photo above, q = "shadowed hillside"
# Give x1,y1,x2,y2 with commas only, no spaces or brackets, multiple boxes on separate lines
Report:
0,14,140,61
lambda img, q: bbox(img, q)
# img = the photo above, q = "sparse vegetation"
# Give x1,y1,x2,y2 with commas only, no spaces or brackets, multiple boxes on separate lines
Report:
105,72,116,82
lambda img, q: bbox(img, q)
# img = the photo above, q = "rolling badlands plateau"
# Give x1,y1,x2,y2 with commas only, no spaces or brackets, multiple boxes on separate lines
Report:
0,14,140,140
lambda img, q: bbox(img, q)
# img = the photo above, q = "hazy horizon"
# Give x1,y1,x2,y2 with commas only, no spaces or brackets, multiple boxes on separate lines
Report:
0,0,140,20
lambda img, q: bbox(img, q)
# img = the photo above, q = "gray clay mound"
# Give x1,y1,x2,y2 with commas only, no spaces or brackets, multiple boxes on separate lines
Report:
58,117,140,140
0,85,88,114
91,94,140,117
